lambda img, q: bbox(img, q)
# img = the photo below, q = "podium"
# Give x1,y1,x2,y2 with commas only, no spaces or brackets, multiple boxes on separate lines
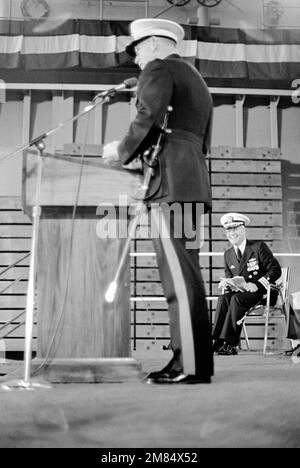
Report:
22,146,143,382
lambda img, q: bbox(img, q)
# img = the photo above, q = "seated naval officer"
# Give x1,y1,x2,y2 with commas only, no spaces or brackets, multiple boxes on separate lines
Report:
212,213,281,355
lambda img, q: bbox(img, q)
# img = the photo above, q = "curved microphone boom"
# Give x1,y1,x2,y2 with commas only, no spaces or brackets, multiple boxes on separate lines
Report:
94,77,138,100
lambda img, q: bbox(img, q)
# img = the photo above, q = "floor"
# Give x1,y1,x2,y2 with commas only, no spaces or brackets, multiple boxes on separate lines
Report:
0,350,299,448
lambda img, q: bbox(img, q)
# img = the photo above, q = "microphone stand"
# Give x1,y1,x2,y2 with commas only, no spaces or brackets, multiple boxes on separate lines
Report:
0,91,115,391
2,138,51,390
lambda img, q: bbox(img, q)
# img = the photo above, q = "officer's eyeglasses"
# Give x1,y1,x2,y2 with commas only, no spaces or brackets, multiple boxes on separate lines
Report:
224,225,244,234
134,37,152,55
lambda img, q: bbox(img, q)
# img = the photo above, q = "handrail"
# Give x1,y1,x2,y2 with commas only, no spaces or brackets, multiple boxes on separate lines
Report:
130,296,218,301
129,252,300,257
0,272,26,295
0,256,28,338
0,253,30,278
0,310,25,334
3,83,296,97
0,320,25,339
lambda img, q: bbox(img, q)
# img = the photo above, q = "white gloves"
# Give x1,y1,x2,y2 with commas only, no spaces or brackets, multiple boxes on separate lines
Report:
102,140,120,161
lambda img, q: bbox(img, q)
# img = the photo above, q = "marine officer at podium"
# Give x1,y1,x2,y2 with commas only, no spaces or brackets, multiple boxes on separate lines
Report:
103,18,214,384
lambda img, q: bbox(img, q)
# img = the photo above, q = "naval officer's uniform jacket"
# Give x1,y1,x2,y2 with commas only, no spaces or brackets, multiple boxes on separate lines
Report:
213,239,282,346
118,54,214,378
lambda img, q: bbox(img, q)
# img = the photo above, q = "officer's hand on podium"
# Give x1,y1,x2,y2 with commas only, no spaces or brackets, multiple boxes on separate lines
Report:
102,141,120,162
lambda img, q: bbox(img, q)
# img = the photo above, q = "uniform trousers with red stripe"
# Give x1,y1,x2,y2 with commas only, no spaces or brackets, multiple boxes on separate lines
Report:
150,202,214,378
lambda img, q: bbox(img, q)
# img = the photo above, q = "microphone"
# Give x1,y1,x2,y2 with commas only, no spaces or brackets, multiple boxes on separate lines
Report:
94,77,138,100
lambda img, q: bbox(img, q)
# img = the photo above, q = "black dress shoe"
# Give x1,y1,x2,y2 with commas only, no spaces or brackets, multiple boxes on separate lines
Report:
284,343,300,356
217,343,238,355
147,366,183,380
147,352,181,379
212,339,224,353
147,369,166,379
147,370,211,385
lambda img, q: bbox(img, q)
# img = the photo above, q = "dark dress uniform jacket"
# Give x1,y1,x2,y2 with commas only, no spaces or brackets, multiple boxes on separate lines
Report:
224,240,281,294
212,240,282,346
117,53,214,378
118,54,213,212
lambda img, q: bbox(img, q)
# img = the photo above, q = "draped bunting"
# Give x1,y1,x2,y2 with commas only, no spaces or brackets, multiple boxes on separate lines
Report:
0,19,300,83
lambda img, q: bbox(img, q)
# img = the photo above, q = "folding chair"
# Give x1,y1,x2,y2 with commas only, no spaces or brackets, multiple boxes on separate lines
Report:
237,267,290,354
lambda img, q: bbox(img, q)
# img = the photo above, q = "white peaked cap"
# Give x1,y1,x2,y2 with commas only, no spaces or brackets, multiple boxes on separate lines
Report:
220,213,251,229
125,18,185,57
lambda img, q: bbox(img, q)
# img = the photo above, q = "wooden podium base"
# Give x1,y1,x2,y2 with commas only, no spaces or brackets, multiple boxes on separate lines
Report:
31,358,143,383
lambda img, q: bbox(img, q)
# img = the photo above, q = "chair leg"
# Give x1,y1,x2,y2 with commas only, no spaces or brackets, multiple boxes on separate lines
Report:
243,322,250,350
263,288,271,354
263,309,270,355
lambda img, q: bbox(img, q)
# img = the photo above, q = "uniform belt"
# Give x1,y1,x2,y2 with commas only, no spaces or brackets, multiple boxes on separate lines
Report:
165,128,203,147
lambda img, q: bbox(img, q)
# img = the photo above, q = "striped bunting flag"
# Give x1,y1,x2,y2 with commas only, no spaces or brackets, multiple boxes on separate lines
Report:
0,19,300,81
